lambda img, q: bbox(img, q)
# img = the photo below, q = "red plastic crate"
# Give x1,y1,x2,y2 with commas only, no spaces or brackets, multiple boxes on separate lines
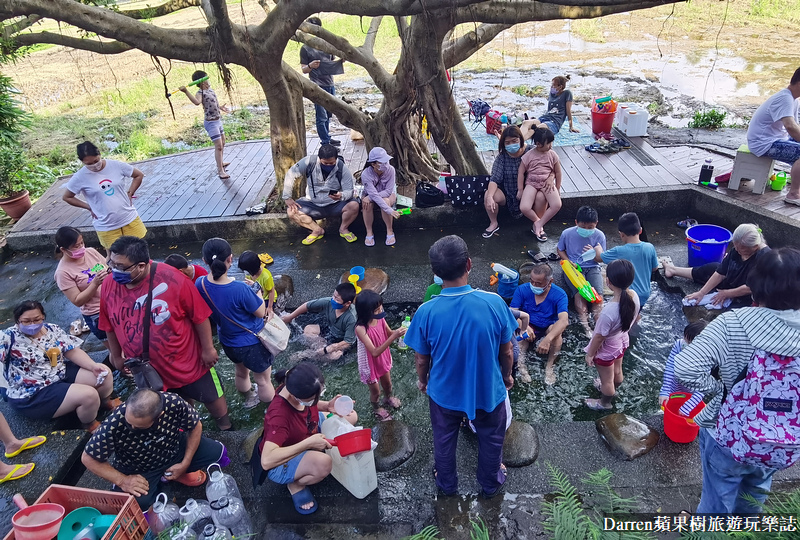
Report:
4,485,150,540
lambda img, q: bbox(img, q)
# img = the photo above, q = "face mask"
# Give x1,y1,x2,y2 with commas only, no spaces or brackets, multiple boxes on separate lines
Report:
19,323,44,336
550,87,558,96
68,247,86,259
112,268,134,285
298,397,317,407
433,275,443,286
331,298,345,310
530,283,545,295
85,160,104,172
505,143,521,154
576,227,595,238
320,164,335,176
373,311,387,320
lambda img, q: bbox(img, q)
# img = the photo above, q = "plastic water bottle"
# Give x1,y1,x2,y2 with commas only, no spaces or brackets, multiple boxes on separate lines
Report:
150,493,181,535
698,159,714,185
210,497,253,539
397,316,411,350
202,524,232,540
205,464,242,503
179,499,214,537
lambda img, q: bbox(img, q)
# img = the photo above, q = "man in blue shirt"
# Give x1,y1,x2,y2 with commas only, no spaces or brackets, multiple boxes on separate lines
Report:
405,235,516,498
510,263,569,385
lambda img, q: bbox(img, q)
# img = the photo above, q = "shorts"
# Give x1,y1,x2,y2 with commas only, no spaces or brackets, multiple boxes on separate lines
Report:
530,325,551,339
538,118,560,134
83,312,107,342
222,342,273,373
296,198,359,220
762,138,800,165
96,216,147,249
7,363,81,420
595,349,626,367
170,368,224,405
204,119,224,142
563,265,603,300
267,412,327,485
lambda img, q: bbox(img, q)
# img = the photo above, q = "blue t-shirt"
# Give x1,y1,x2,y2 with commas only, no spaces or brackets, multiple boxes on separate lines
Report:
557,226,606,268
196,277,264,347
510,283,569,329
404,285,516,420
601,242,659,306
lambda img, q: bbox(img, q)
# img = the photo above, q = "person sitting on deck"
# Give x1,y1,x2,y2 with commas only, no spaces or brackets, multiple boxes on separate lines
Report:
281,283,357,361
81,388,229,512
281,144,360,246
509,264,569,385
746,66,800,206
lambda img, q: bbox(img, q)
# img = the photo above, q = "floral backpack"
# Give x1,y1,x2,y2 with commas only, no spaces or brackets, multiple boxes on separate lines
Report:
715,349,800,470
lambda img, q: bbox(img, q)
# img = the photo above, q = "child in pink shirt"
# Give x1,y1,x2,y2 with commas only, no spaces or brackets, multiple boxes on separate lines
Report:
517,127,562,242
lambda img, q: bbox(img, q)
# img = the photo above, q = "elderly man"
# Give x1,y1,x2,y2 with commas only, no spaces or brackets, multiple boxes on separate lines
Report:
404,235,516,498
99,236,232,430
746,67,800,206
81,388,229,511
282,144,360,246
510,263,569,385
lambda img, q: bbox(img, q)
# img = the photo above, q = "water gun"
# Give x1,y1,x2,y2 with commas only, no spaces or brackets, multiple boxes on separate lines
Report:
489,262,518,287
560,260,602,303
398,208,412,215
90,263,105,273
167,75,210,97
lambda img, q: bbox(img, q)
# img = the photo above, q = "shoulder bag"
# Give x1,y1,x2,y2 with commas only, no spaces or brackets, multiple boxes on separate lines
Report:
124,262,165,390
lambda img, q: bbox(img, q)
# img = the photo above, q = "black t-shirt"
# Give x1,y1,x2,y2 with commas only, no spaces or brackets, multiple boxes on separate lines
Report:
85,392,198,473
718,246,771,302
300,45,343,87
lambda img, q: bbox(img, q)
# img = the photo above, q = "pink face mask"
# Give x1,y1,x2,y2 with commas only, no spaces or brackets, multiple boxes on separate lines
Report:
85,160,104,173
68,247,86,259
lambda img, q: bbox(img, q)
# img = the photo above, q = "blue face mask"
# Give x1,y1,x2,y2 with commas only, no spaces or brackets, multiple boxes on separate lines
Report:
331,298,345,310
112,268,134,284
19,323,44,336
576,227,595,238
433,275,443,286
373,311,387,320
550,87,558,96
320,164,335,176
505,143,521,154
530,283,545,295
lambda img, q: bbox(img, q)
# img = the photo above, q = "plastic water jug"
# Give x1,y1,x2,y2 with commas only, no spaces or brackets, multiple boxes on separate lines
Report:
259,316,290,355
150,493,181,535
397,316,411,350
179,499,213,536
201,524,232,540
205,463,242,503
333,395,354,417
173,525,197,540
209,497,253,539
321,415,378,499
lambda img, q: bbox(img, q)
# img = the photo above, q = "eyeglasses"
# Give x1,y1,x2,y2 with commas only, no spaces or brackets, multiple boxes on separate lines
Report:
18,317,44,325
107,260,139,271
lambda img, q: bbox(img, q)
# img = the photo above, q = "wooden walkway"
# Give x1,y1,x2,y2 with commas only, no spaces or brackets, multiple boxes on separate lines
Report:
10,127,798,237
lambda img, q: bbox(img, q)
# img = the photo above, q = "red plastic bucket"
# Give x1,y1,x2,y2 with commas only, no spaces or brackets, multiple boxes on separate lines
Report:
326,428,372,457
663,392,705,443
591,110,615,136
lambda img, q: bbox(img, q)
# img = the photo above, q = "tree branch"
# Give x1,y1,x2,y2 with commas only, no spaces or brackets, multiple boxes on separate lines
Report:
362,16,382,53
452,0,684,24
2,15,41,40
442,22,508,69
120,0,201,19
14,31,132,53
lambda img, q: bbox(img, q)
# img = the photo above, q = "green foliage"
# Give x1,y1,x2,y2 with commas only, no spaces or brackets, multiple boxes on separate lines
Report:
0,75,31,147
0,145,25,198
470,518,491,540
687,109,727,129
117,130,169,161
13,161,60,199
402,525,444,540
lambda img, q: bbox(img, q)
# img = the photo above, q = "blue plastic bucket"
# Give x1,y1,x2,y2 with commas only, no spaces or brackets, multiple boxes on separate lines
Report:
497,274,519,299
686,224,732,267
349,266,365,281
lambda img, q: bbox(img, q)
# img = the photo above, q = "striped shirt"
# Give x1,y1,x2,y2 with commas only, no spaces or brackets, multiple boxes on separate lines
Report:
674,307,800,428
659,339,704,416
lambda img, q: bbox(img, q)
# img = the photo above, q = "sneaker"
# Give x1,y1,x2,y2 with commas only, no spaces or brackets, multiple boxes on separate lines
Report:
329,139,342,146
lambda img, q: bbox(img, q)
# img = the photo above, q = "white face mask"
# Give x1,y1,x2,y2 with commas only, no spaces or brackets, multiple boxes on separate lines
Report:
85,159,104,173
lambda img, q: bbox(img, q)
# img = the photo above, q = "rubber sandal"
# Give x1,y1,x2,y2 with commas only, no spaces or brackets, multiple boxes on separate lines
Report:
302,233,324,246
174,470,207,487
291,487,318,515
374,407,392,421
339,231,357,243
482,226,500,239
536,231,548,242
785,197,800,207
613,138,631,149
218,173,230,179
0,463,35,484
676,217,698,228
479,464,507,499
527,250,547,263
585,398,613,411
385,234,396,246
4,436,46,458
547,252,560,261
258,252,273,265
384,396,402,408
365,235,375,247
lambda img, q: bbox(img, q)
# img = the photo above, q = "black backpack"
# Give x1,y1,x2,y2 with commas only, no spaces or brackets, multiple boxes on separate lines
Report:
467,99,491,125
416,181,445,208
305,155,345,198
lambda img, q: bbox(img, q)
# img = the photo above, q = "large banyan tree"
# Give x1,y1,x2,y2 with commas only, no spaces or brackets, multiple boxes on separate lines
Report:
0,0,680,197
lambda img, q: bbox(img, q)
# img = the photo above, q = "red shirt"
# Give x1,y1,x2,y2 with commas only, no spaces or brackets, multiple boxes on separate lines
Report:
99,262,213,389
260,391,320,453
190,264,208,284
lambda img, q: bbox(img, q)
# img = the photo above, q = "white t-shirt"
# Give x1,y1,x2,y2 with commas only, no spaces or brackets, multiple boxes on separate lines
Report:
747,88,795,156
65,159,140,231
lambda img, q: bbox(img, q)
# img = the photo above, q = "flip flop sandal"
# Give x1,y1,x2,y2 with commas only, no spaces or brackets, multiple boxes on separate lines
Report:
218,173,231,179
527,250,548,263
385,234,396,246
547,252,560,261
482,226,500,239
5,435,46,458
339,231,358,243
364,236,375,247
785,197,800,207
302,233,324,245
291,487,318,515
536,231,548,242
374,407,392,421
0,463,35,484
613,138,632,149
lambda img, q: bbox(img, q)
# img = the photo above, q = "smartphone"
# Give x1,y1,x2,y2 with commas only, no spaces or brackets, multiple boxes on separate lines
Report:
250,281,263,294
329,190,339,196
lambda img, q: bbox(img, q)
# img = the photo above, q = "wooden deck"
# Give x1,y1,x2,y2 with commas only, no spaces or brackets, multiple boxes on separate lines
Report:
10,128,798,238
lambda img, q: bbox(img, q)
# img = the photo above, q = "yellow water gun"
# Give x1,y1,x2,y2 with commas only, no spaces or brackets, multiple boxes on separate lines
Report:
560,260,601,303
